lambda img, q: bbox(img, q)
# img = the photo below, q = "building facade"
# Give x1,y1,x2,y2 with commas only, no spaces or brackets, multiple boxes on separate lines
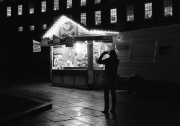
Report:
2,0,180,38
0,0,180,82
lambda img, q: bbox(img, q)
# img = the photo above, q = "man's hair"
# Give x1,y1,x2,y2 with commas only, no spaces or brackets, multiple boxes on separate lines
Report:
110,50,117,59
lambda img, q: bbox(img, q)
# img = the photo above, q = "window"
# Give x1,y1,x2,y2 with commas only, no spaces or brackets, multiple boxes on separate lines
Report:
7,6,11,17
81,0,86,6
127,5,134,21
81,13,86,26
117,44,130,52
159,45,171,55
67,0,72,9
29,3,34,14
18,5,23,15
95,11,101,25
41,1,46,12
164,0,173,17
95,0,101,4
29,20,35,31
145,3,152,19
41,18,47,29
110,8,117,23
18,21,23,32
54,0,59,10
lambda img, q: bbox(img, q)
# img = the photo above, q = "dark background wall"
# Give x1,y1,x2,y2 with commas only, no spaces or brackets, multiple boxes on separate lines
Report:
0,0,180,83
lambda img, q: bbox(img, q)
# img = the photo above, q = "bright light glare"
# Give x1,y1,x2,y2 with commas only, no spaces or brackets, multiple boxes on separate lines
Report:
75,43,86,54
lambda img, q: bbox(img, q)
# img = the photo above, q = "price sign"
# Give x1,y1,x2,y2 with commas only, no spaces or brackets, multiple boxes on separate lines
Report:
65,37,74,47
33,40,41,52
102,36,113,42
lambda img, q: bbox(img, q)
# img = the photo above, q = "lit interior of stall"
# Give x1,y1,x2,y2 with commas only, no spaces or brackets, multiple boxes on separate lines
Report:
52,40,113,70
52,42,88,69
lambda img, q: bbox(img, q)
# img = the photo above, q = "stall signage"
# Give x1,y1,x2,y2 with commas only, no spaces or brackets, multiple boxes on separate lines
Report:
65,37,74,47
33,40,41,52
60,21,77,39
102,36,113,42
53,35,61,45
41,38,49,46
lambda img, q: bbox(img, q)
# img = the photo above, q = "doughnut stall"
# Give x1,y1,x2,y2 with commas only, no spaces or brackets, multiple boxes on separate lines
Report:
42,15,119,89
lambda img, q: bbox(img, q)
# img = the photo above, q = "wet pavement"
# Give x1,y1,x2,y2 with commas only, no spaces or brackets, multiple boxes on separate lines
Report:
1,82,180,126
0,89,52,125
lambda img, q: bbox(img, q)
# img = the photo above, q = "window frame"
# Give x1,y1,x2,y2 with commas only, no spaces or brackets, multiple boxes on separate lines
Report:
18,5,23,16
41,1,46,13
29,19,35,31
67,0,72,9
81,13,86,26
95,10,101,25
7,6,11,17
41,18,47,30
54,0,59,11
164,0,173,17
18,21,23,32
81,0,86,6
127,5,134,21
29,3,34,14
144,2,152,19
110,8,117,23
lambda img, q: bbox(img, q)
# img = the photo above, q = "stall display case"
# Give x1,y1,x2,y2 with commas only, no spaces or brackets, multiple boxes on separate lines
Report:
52,42,88,70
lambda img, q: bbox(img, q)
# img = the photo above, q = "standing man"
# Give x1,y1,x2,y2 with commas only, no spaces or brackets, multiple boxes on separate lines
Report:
97,50,119,114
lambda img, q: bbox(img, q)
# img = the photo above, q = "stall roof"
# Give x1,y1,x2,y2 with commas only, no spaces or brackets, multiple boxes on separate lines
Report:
42,15,119,39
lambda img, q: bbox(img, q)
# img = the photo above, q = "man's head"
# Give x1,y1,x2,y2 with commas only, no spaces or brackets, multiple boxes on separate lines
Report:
110,50,117,59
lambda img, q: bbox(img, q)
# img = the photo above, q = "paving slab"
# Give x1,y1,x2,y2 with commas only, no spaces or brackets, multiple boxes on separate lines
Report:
0,90,52,126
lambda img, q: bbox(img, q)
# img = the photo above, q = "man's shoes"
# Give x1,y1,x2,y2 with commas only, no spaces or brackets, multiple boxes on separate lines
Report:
110,109,115,114
101,110,109,114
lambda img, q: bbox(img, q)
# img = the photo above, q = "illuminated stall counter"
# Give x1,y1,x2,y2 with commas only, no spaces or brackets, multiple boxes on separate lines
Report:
51,39,112,89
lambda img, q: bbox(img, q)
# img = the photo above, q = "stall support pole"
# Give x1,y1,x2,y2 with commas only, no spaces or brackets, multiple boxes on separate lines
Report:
87,41,94,89
50,46,52,82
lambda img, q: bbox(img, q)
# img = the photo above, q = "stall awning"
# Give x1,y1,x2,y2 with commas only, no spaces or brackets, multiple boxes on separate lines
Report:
42,15,119,40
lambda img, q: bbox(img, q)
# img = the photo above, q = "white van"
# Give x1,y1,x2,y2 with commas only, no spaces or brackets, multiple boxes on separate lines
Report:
116,24,180,97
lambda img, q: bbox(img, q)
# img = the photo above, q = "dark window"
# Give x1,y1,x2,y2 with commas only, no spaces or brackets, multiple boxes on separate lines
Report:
29,3,34,14
29,20,35,31
18,21,23,32
41,18,47,29
159,45,172,55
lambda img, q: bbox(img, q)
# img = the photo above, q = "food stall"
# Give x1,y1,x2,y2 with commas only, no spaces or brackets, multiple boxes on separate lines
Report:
42,15,119,89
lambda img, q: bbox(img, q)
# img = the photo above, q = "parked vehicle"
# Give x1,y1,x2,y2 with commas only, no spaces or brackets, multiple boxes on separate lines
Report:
115,24,180,97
